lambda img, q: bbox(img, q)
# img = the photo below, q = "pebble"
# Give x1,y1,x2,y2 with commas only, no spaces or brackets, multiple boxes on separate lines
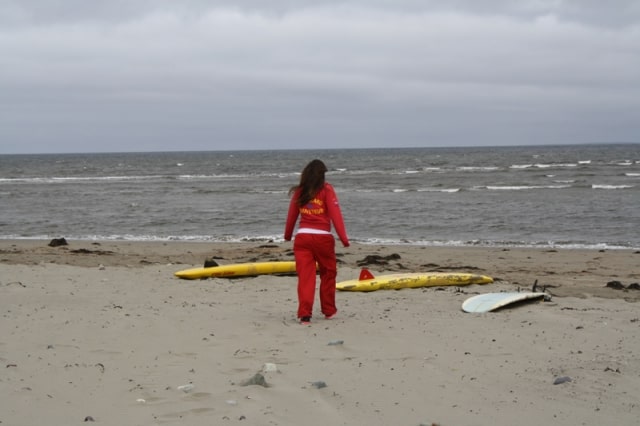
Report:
310,381,327,389
262,363,278,372
553,376,572,385
177,384,194,392
241,373,268,387
328,340,344,346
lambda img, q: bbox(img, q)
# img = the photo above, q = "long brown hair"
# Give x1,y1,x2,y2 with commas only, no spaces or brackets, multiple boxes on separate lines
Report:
289,159,328,206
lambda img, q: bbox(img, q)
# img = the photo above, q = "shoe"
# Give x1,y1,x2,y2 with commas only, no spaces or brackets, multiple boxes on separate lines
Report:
324,312,336,320
300,316,311,325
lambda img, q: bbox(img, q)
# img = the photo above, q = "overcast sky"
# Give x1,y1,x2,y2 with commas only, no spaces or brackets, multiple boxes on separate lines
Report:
1,1,639,154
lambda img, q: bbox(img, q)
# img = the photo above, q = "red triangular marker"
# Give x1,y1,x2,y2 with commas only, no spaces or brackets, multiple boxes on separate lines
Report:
358,268,375,281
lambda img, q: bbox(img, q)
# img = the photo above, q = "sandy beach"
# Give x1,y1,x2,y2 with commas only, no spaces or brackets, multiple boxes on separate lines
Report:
1,239,639,425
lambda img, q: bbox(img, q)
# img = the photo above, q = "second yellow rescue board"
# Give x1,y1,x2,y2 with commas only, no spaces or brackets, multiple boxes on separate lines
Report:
336,268,493,292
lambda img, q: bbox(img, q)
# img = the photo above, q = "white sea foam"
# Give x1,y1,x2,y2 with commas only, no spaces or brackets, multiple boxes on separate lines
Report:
485,185,571,190
0,172,299,185
417,188,460,193
592,184,633,190
458,166,500,172
0,175,162,184
355,238,637,250
534,163,577,168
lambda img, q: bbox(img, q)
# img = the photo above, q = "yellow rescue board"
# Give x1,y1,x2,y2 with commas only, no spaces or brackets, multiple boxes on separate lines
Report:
336,268,493,292
175,261,298,280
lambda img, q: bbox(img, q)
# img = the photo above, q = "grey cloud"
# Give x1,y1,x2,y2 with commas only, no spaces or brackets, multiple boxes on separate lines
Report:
1,1,638,153
4,0,640,27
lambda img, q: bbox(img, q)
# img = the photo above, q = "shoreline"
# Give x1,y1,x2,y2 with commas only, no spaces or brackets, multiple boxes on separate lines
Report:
2,236,637,252
1,239,639,300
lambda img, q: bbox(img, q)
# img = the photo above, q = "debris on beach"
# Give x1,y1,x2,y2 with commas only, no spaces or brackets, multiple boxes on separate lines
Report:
240,373,269,387
310,381,327,389
356,253,401,267
606,280,625,290
204,257,221,267
3,281,26,288
605,280,640,291
48,237,68,247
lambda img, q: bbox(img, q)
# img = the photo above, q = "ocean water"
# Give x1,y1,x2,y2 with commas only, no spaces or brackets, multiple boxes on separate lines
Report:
1,144,639,249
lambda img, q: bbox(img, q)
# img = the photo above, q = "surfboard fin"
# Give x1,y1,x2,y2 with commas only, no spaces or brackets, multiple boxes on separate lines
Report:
359,268,375,281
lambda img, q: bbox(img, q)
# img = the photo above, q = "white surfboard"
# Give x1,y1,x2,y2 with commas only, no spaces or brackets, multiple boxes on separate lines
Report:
462,292,547,313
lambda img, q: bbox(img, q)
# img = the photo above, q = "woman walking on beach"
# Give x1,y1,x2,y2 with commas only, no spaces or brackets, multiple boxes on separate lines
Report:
284,159,350,325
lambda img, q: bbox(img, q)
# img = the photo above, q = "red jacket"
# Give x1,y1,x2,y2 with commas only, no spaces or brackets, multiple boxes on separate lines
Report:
284,183,349,247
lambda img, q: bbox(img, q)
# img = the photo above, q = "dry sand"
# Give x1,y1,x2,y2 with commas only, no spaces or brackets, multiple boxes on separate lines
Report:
1,239,639,425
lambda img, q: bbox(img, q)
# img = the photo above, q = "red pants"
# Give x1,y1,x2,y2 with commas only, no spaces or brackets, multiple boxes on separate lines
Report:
293,233,337,319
